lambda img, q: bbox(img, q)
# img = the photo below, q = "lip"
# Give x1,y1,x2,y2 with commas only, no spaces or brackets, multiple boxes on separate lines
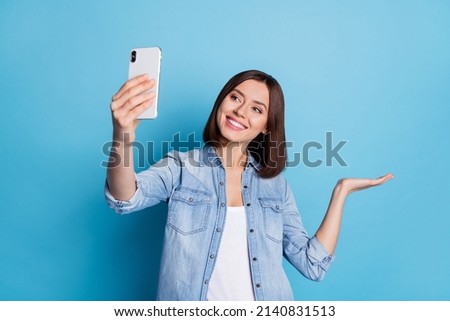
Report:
226,116,248,130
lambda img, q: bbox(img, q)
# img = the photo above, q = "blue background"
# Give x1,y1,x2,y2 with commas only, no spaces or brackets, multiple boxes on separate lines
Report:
1,0,449,300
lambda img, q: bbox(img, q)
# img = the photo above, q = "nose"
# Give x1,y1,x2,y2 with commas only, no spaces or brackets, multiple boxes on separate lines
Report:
233,104,247,118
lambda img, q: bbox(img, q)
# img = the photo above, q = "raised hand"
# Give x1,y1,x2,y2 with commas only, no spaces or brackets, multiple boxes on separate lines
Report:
106,74,156,201
337,173,394,196
316,173,394,254
110,74,156,143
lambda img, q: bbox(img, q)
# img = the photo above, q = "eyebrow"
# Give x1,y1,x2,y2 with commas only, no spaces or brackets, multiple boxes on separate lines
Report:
233,88,267,110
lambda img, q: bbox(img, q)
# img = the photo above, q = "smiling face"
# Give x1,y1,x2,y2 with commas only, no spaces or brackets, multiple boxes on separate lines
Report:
216,79,270,145
203,70,286,178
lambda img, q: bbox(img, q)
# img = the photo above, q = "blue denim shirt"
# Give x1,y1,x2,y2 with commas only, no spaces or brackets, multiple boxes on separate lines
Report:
105,145,335,300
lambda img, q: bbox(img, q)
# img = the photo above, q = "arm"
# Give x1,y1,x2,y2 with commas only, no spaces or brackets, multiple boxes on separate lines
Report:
315,173,394,254
106,74,156,201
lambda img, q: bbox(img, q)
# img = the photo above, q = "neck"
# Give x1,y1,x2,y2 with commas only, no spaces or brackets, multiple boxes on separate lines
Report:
216,142,248,169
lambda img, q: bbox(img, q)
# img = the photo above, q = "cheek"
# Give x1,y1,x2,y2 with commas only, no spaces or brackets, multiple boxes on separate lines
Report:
218,101,233,114
216,106,224,125
252,116,268,131
216,102,233,123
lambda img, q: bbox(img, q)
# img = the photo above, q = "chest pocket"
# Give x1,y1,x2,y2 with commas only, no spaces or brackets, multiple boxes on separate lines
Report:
168,187,211,235
259,197,284,243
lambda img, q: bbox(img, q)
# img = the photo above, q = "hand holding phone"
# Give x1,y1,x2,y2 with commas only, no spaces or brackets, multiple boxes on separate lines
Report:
110,75,155,143
128,47,162,119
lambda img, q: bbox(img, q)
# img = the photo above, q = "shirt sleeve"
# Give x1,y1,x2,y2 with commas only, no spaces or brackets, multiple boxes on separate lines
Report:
282,180,335,281
104,151,181,215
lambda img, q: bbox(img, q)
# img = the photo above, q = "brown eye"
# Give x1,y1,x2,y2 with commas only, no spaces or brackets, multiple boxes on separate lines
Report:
230,95,239,102
252,107,262,114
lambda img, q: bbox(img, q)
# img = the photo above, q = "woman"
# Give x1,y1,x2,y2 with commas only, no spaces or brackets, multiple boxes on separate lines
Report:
105,70,393,300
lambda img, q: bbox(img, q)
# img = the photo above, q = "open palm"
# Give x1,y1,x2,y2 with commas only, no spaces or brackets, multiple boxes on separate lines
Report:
338,173,394,195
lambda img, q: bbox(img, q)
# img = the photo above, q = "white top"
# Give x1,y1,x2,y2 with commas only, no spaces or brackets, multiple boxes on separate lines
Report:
207,206,255,301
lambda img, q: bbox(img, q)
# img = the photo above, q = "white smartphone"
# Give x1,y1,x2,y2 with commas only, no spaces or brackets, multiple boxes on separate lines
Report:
128,47,162,119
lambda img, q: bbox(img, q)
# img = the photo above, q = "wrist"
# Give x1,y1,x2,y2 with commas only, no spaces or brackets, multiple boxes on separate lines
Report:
112,129,135,146
334,179,350,198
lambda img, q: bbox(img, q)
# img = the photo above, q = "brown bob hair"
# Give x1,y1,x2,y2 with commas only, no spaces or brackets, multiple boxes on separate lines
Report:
203,70,286,178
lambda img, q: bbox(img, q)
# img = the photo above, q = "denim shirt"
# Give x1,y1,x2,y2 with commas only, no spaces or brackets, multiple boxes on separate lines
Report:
105,145,335,301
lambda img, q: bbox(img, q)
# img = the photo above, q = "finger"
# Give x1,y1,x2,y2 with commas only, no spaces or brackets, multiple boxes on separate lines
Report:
372,173,394,186
384,173,394,180
112,74,149,101
112,95,154,126
379,173,394,182
114,79,155,109
112,75,146,102
128,98,154,119
121,91,156,113
118,100,153,127
111,80,156,112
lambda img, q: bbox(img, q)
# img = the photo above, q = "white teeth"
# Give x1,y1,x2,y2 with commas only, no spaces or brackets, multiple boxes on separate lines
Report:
228,117,246,129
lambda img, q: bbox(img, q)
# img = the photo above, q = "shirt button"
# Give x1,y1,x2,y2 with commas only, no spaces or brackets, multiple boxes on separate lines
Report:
256,283,261,288
221,203,225,207
276,205,280,210
246,203,251,207
243,185,248,189
189,197,194,202
253,257,257,261
249,229,254,233
216,228,222,233
204,280,209,284
210,254,215,259
219,182,224,186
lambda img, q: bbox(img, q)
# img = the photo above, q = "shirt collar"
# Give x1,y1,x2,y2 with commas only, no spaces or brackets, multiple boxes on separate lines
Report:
200,144,261,171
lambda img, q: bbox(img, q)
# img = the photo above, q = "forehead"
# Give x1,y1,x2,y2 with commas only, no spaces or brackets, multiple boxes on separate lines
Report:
233,79,269,105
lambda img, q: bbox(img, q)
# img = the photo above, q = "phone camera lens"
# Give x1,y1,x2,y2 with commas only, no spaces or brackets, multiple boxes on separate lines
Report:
131,50,136,63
